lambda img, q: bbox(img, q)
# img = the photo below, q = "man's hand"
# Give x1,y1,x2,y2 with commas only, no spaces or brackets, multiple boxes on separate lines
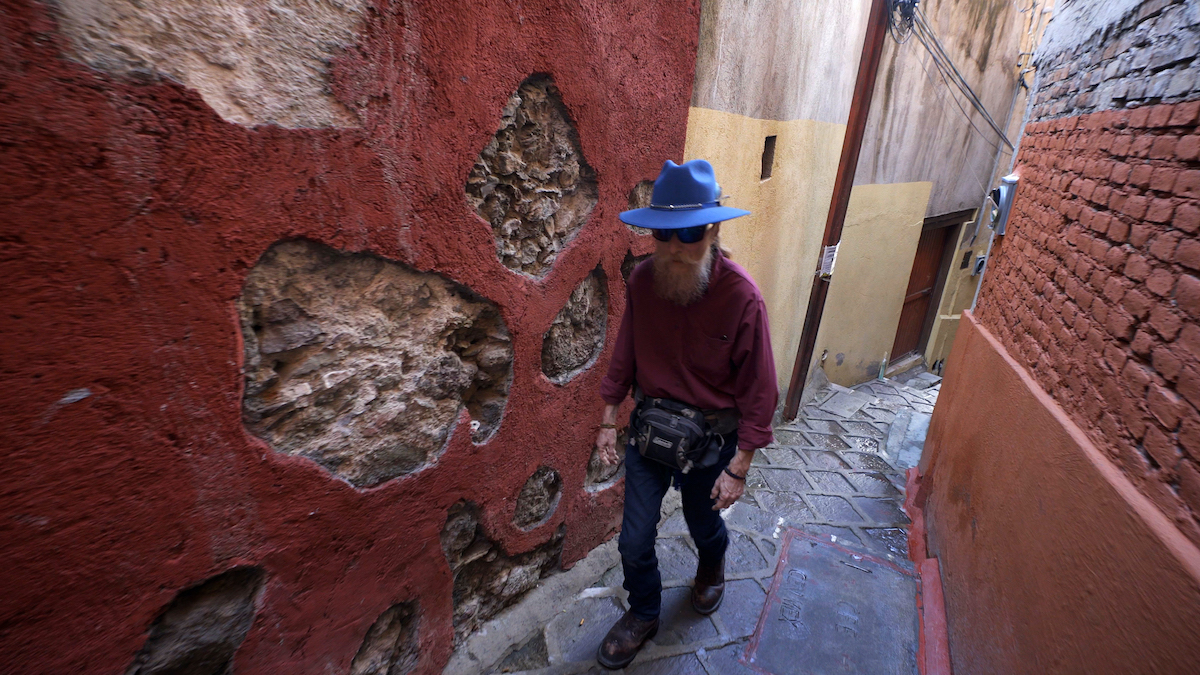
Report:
711,448,755,510
597,403,621,466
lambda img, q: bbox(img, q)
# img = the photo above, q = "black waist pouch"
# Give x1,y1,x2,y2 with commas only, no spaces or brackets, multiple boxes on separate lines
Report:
634,397,722,473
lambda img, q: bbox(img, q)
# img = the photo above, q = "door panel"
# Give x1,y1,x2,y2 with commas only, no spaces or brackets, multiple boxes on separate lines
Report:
891,227,952,360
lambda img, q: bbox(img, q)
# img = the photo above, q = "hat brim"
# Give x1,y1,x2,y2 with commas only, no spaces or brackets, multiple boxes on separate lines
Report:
618,205,751,229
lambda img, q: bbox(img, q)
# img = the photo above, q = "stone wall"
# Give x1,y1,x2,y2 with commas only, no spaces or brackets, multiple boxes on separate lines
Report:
125,568,265,675
52,0,367,128
975,0,1200,546
239,240,512,487
467,76,598,278
0,0,690,672
541,265,607,383
1030,0,1200,120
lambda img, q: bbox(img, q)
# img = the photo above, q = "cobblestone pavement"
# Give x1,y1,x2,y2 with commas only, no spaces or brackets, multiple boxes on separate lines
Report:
445,376,940,675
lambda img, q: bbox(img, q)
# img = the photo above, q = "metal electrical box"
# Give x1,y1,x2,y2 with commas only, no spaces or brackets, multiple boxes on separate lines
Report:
988,173,1019,236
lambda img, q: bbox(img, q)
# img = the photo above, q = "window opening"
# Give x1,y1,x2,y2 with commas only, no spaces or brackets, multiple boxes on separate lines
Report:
760,135,777,180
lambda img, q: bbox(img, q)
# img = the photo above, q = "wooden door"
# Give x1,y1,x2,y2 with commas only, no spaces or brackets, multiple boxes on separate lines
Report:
891,226,953,360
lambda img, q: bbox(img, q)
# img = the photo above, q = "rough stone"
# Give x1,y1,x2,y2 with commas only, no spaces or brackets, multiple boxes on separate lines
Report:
349,602,420,675
513,466,563,530
654,586,719,646
712,579,768,639
586,429,627,490
655,537,699,582
625,179,655,236
542,265,608,383
238,240,513,488
124,567,264,675
466,75,598,277
441,502,565,644
544,596,625,664
622,250,652,282
493,632,549,673
807,495,863,523
626,654,707,674
726,530,768,574
53,0,365,128
702,642,759,675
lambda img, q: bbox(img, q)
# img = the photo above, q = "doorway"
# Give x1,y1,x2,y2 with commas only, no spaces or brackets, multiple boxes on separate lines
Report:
890,210,972,363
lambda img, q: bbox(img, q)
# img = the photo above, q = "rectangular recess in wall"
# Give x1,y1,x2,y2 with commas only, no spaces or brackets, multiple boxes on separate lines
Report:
760,135,777,180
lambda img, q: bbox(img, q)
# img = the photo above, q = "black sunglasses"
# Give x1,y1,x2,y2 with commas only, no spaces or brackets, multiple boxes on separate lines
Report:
650,224,712,244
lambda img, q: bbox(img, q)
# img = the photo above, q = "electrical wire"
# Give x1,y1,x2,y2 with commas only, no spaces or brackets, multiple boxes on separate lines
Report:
901,5,1015,151
913,26,1003,156
887,0,918,44
913,44,1001,198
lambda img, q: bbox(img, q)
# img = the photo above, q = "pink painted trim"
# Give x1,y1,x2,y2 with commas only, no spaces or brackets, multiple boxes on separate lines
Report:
919,558,952,675
904,467,928,565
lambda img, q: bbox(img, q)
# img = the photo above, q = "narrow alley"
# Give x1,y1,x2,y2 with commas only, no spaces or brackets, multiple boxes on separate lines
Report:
446,373,940,674
6,1,1200,674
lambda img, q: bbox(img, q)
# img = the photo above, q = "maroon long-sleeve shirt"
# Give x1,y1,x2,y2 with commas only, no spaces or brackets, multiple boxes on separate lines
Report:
600,253,778,450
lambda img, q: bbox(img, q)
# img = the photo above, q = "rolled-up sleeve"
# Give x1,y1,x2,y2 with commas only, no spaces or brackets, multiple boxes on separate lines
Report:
599,286,636,405
730,297,778,449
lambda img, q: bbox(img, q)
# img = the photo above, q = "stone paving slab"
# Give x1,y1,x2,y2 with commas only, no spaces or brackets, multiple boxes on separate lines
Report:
745,530,918,675
463,375,938,675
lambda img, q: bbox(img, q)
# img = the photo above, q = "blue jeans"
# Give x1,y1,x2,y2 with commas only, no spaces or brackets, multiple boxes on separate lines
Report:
618,417,738,620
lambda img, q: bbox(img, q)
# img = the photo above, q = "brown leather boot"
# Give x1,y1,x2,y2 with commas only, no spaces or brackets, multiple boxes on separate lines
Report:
691,557,725,615
596,610,659,669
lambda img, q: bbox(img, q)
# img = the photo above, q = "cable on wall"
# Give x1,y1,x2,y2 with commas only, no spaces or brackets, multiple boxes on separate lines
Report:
888,0,1015,151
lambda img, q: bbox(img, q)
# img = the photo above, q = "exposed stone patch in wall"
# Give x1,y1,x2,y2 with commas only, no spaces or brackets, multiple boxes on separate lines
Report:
541,266,607,383
621,250,652,282
238,240,512,488
349,601,420,675
513,466,563,530
625,180,654,236
466,75,598,277
441,502,564,644
125,567,265,675
52,0,366,128
585,427,627,492
1031,0,1200,120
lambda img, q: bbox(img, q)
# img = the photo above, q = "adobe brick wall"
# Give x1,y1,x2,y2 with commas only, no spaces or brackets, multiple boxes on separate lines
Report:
975,0,1200,545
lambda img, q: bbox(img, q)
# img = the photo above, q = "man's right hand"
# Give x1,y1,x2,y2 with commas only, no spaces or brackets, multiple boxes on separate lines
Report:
597,427,619,466
597,402,621,466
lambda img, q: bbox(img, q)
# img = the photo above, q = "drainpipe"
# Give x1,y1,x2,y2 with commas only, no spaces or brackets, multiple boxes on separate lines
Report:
782,0,890,421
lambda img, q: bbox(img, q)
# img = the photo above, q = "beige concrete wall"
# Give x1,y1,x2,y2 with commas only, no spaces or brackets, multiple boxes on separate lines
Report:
811,182,933,386
855,0,1024,217
692,0,870,124
686,0,1030,391
682,107,846,391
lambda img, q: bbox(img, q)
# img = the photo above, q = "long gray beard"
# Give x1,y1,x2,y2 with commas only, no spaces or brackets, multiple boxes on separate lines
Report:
652,244,714,306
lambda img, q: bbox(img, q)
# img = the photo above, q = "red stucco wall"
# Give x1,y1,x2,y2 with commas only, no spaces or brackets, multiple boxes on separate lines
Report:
0,1,700,672
920,312,1200,674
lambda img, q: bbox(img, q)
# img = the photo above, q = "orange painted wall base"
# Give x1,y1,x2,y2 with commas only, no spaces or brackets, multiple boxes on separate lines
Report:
920,311,1200,674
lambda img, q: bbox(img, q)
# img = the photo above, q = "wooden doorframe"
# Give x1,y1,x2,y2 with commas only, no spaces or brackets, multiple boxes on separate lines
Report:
909,208,975,361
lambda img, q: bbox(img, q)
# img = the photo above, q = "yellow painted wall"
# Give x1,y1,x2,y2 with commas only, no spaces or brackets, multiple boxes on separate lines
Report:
681,106,846,392
811,181,933,386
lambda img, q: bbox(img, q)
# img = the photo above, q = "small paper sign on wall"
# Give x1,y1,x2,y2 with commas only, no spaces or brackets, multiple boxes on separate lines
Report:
818,243,839,279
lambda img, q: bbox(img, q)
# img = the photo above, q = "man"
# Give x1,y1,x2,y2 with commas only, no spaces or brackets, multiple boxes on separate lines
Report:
594,159,778,669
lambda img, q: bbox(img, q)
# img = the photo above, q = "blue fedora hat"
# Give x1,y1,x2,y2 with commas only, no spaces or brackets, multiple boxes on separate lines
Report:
619,159,751,230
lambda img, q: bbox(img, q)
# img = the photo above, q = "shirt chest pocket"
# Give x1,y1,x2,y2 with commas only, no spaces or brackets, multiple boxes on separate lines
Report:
685,334,734,385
